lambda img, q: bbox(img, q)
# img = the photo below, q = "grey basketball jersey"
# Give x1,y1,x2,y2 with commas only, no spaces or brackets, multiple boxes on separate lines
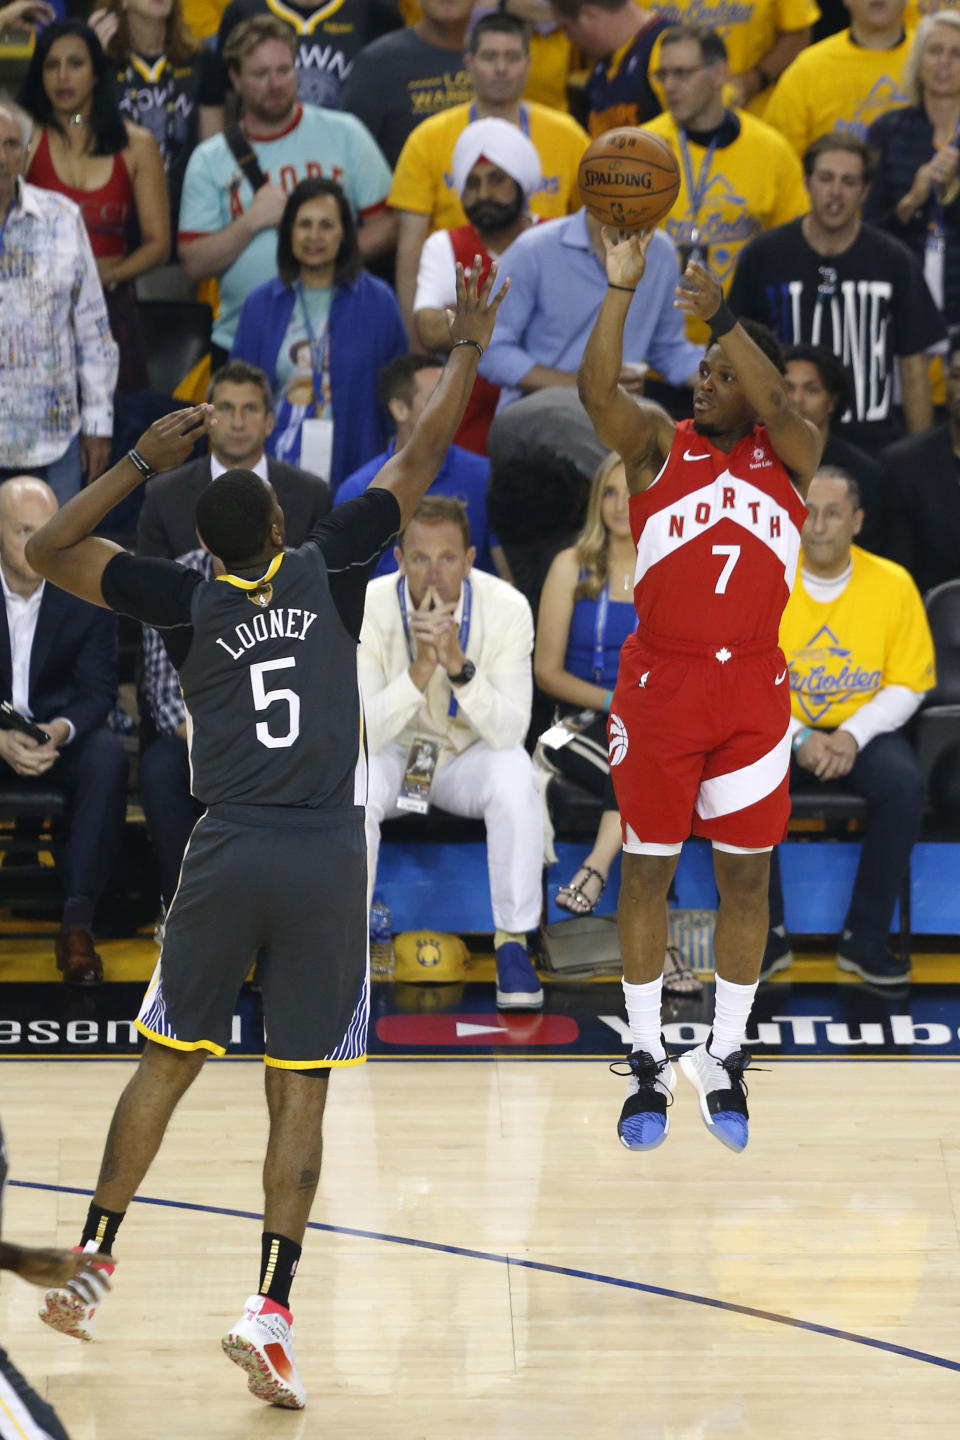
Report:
177,545,366,809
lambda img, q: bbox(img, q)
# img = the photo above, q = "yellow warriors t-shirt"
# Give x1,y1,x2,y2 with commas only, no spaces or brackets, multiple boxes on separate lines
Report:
780,547,936,730
765,28,912,156
389,101,589,231
647,0,820,116
643,108,808,341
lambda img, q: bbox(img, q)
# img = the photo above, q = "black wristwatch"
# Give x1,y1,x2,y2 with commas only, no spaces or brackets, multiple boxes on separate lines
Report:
447,659,476,686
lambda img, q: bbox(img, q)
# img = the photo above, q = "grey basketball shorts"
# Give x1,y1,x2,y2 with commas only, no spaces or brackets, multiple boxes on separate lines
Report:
137,803,369,1068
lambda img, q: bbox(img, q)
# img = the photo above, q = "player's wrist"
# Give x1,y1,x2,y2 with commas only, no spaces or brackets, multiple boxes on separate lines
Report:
706,298,737,337
607,282,637,294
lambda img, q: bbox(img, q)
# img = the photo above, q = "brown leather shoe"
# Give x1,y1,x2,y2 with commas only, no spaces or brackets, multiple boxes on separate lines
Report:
55,929,104,986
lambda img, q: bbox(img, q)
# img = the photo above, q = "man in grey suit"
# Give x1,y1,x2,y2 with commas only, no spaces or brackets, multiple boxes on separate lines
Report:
136,360,331,913
136,361,331,559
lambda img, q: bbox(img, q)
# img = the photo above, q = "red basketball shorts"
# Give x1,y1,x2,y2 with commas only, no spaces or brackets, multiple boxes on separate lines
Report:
608,629,793,851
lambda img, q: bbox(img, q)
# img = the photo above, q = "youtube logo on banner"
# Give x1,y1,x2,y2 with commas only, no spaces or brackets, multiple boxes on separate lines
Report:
375,1013,579,1048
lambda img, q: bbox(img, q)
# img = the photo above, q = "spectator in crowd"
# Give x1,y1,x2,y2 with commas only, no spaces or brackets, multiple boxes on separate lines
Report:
762,466,935,987
0,478,127,986
476,0,576,113
178,15,394,363
19,20,170,394
0,104,117,500
549,0,669,135
645,0,817,117
336,355,502,579
214,0,401,111
643,24,808,343
866,11,960,335
230,177,406,489
136,359,331,558
88,0,225,233
728,134,945,450
765,0,912,156
784,343,893,556
390,12,589,341
479,208,701,409
486,387,603,609
136,359,330,906
341,0,474,168
882,334,960,593
534,451,702,992
414,116,542,454
359,496,545,1010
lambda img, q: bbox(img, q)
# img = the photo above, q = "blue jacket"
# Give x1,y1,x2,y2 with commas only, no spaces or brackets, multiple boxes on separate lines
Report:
231,271,407,492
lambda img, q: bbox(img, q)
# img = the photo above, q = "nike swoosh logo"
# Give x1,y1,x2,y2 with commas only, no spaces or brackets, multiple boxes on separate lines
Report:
683,449,711,461
775,670,788,685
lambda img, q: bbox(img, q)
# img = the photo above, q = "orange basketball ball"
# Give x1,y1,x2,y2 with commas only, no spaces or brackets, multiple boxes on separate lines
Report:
577,128,680,231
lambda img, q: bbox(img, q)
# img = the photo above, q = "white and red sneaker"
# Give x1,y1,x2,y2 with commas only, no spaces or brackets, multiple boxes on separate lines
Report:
39,1240,115,1342
222,1294,306,1409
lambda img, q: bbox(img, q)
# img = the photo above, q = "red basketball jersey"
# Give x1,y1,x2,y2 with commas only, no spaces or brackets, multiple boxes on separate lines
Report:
628,419,808,648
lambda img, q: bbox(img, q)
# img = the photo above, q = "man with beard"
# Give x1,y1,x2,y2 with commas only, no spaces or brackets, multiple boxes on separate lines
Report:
178,15,394,363
413,117,542,453
578,237,821,1155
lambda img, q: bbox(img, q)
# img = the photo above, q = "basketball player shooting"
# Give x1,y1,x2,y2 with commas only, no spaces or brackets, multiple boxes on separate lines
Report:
21,261,506,1411
578,231,823,1155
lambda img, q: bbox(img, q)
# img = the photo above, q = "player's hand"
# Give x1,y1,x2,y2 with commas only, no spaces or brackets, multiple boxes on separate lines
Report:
134,405,214,475
448,257,509,352
674,260,724,320
0,1,56,32
11,1246,114,1296
600,227,652,291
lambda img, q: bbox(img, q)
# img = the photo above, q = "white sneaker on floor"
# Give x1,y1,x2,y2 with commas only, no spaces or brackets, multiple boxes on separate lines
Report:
39,1240,115,1342
679,1032,753,1153
222,1294,306,1409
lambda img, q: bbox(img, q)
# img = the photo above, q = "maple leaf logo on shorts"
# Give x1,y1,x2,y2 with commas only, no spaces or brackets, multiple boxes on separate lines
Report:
608,714,629,766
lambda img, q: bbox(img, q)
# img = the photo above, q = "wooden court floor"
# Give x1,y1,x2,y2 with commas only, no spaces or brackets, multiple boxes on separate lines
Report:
2,1056,960,1439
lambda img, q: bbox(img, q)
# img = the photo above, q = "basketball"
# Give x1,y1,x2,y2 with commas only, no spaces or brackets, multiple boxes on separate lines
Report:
577,128,680,231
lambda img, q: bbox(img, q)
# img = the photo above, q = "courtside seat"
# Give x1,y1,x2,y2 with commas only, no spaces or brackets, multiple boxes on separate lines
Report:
915,580,960,827
0,784,66,912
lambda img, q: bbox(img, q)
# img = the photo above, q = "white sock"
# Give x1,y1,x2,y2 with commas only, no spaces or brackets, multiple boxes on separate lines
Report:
622,976,666,1061
711,975,758,1059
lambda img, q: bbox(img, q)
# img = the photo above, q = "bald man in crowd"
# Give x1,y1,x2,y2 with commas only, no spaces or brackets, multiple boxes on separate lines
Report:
0,479,127,984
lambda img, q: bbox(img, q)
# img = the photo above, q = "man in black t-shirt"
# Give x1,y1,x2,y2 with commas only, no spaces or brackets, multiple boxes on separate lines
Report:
23,267,506,1414
341,0,474,168
728,133,945,453
214,0,401,110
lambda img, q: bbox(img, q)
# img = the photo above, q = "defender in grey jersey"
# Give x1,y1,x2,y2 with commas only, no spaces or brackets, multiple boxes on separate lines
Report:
24,262,507,1412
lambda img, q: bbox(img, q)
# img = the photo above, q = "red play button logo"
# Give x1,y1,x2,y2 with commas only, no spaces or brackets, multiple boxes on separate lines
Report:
375,1013,579,1046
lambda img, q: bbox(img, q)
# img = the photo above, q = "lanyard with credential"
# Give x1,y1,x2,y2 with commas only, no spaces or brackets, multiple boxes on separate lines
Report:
397,575,472,718
592,584,610,683
295,281,331,412
677,128,722,250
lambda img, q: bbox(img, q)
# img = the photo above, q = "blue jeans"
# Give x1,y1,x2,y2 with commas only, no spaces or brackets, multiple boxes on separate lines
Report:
769,730,925,946
0,435,83,504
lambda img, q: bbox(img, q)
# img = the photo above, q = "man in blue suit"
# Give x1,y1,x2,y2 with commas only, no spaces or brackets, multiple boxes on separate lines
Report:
0,477,127,985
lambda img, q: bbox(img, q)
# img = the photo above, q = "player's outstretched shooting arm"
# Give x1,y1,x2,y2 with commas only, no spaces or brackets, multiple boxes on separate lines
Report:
675,261,823,497
372,258,508,528
577,228,676,490
24,407,215,608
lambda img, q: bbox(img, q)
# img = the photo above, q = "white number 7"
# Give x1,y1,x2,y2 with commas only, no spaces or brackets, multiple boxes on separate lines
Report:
250,658,300,749
711,544,741,594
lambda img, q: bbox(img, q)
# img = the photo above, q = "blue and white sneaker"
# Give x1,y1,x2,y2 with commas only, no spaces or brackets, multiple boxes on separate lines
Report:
611,1044,676,1151
679,1032,753,1153
495,942,543,1009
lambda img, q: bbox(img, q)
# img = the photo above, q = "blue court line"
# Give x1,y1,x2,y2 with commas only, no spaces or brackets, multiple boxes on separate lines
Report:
11,1178,960,1375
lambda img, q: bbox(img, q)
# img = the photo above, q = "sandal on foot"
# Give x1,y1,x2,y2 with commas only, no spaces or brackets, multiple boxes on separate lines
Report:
662,944,703,997
556,866,606,915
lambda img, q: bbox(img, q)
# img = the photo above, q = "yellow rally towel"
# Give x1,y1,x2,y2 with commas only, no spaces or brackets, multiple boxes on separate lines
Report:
393,930,469,984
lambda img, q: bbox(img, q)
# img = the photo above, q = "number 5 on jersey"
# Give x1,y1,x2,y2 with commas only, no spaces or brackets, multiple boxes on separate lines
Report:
712,544,741,594
251,658,301,749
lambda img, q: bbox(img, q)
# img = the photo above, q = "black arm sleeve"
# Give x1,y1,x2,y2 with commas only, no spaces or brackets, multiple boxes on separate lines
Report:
100,552,202,628
304,487,402,641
